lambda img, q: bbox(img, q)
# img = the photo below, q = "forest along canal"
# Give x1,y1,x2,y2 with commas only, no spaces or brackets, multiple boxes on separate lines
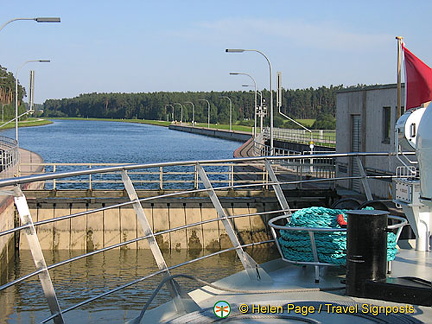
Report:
0,119,279,323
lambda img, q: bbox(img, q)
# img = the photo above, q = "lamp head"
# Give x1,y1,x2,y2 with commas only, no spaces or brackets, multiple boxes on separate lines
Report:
35,17,61,23
225,49,245,53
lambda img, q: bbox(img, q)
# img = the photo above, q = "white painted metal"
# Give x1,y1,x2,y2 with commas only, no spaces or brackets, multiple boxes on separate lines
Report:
264,159,291,216
196,163,272,282
1,152,429,323
417,103,432,202
13,186,65,324
395,107,426,151
355,156,373,201
120,170,200,321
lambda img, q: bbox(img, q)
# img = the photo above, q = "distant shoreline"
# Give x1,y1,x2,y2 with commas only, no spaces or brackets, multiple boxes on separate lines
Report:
47,117,172,127
0,118,53,131
44,117,255,133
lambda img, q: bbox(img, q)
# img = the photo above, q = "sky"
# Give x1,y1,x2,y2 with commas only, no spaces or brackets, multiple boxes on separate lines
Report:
1,0,432,104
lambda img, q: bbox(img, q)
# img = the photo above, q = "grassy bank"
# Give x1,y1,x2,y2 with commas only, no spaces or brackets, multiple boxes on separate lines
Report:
0,118,53,130
46,117,254,133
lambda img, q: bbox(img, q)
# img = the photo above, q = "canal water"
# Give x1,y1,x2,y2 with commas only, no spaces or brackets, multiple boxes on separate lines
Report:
0,120,279,323
3,249,278,324
0,119,241,164
2,119,244,189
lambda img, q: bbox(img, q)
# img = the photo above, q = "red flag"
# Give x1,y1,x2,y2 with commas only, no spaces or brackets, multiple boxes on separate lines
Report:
402,44,432,110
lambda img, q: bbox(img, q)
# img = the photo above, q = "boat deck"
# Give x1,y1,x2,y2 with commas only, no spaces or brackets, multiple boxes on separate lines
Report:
143,241,432,323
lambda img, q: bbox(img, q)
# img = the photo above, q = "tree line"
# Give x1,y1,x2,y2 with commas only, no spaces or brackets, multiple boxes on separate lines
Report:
42,85,344,129
0,60,346,130
0,65,26,122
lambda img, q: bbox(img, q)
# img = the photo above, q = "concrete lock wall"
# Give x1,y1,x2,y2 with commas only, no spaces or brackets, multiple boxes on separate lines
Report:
168,125,252,142
0,196,17,283
22,198,278,252
0,149,44,281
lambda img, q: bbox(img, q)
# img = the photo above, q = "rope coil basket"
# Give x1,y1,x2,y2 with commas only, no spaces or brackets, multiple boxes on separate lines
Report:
275,207,398,265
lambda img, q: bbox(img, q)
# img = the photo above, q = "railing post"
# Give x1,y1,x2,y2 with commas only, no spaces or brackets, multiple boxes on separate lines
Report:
194,164,199,190
298,160,303,189
120,170,199,316
159,166,163,190
196,163,272,282
264,160,292,216
13,186,65,324
88,165,92,190
264,163,269,190
355,156,373,201
229,163,234,187
53,164,57,190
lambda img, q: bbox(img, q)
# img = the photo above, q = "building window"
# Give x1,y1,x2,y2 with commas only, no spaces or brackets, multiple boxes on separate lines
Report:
382,106,391,144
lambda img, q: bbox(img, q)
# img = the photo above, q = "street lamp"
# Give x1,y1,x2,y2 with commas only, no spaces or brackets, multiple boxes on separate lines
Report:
220,96,232,132
199,99,211,128
174,103,183,123
230,72,258,137
15,60,50,145
0,17,61,32
243,85,265,132
164,104,174,121
184,101,195,125
226,48,274,154
0,76,7,123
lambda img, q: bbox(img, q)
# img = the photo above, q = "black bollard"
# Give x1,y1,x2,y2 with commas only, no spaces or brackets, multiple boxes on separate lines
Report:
346,209,388,297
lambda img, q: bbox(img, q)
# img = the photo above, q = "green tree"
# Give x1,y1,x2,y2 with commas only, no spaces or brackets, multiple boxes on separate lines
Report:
0,65,26,121
312,113,336,130
41,84,351,125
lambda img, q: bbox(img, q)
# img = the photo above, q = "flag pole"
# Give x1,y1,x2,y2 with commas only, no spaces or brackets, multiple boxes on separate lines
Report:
396,36,404,119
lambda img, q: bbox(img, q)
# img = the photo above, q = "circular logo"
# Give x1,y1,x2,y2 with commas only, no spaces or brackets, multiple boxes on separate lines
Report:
213,300,231,318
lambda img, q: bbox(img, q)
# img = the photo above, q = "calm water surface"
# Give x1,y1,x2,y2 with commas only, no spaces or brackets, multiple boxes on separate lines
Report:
1,119,241,163
0,120,278,323
1,249,278,324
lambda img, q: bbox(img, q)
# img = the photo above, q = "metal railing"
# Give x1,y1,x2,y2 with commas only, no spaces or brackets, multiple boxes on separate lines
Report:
269,214,407,282
0,152,412,323
0,135,18,178
263,127,336,147
18,161,269,190
18,156,337,191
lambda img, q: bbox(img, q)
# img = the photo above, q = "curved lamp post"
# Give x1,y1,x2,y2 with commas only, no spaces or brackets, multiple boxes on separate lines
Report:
220,96,232,132
164,104,174,121
184,101,195,125
174,103,183,123
243,85,264,132
15,60,50,144
0,17,61,32
230,72,258,137
199,99,211,128
0,76,7,122
1,15,59,150
226,48,273,154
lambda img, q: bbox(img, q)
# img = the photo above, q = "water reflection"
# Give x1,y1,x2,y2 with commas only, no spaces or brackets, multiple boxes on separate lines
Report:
1,248,278,323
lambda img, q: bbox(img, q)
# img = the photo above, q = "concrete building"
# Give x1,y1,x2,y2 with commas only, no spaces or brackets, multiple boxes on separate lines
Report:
335,84,407,199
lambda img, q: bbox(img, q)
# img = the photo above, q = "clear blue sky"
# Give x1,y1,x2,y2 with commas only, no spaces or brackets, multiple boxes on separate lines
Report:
2,0,432,104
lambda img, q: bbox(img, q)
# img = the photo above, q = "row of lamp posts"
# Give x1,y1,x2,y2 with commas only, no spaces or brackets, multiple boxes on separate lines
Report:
165,97,233,131
0,17,61,154
226,48,274,155
1,20,275,157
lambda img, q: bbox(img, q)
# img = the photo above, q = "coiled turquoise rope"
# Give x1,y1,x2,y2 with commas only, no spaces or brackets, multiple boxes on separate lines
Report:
278,207,398,265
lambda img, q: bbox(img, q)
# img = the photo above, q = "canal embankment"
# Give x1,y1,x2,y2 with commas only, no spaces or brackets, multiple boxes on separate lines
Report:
0,149,44,280
168,124,253,142
168,124,258,157
168,124,335,156
21,195,278,252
